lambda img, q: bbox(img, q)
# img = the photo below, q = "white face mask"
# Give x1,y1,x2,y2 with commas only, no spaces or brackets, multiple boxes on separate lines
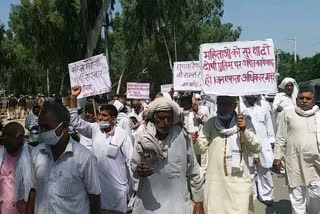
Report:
39,122,64,146
99,120,111,129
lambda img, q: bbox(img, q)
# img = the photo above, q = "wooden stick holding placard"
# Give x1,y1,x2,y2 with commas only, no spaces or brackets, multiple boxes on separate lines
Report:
192,92,196,104
92,100,97,118
237,98,244,143
237,97,244,164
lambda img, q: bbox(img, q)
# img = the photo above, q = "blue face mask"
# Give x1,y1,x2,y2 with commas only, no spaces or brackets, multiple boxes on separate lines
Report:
39,122,64,146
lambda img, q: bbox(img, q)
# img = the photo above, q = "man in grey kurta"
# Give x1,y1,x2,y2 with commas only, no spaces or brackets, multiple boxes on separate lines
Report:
274,89,320,214
131,97,204,214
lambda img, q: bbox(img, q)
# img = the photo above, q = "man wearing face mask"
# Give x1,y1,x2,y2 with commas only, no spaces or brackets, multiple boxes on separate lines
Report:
69,86,134,214
193,96,261,214
26,102,101,214
0,122,32,214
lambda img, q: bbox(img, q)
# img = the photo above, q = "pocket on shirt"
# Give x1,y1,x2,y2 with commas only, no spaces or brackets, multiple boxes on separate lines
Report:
106,143,119,159
53,173,78,197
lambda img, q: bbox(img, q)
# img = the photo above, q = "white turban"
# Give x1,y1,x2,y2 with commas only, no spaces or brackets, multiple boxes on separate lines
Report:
145,97,183,124
279,77,299,100
138,97,184,161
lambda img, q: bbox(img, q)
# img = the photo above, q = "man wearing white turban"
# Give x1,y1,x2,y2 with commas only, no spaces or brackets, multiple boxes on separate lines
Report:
273,77,299,113
131,97,204,214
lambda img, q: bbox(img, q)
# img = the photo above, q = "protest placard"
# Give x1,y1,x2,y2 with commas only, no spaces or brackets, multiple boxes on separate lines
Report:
161,84,173,93
200,39,277,96
68,54,111,99
173,61,202,91
127,83,150,99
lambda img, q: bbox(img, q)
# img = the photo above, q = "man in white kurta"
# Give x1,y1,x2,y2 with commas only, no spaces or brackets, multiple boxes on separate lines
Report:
274,89,320,214
70,86,134,214
194,96,261,214
131,97,204,214
241,95,275,205
272,77,299,129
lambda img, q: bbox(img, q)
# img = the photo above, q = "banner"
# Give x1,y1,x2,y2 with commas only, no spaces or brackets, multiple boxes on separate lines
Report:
68,54,111,99
161,84,173,93
173,61,202,91
127,83,150,99
200,39,277,96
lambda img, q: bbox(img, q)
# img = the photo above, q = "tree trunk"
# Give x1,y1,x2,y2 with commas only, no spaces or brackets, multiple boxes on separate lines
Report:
46,68,50,96
81,0,111,58
161,32,173,71
174,24,177,62
116,70,125,95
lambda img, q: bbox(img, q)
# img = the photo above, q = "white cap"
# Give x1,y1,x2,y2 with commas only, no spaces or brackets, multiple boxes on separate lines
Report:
110,100,124,112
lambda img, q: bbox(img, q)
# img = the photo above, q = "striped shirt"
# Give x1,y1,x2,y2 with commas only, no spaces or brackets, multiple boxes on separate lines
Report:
30,138,101,214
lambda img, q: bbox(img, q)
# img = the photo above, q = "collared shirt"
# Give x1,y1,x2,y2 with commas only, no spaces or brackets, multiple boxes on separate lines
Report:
0,148,26,214
30,138,101,214
70,108,134,212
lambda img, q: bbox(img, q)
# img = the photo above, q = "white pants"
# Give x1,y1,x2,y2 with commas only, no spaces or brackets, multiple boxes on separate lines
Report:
251,166,274,201
289,181,320,214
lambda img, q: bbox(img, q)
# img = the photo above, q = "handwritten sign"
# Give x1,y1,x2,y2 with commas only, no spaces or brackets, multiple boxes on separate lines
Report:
127,83,150,99
161,84,173,93
200,39,277,96
173,61,202,91
68,54,111,99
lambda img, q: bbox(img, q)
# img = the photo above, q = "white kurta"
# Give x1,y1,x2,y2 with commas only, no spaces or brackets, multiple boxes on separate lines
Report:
272,92,296,112
70,108,134,213
241,99,275,201
241,100,275,168
131,126,204,214
80,135,93,151
195,116,261,214
274,109,320,188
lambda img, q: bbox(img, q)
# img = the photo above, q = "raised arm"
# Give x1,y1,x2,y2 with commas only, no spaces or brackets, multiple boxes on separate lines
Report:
69,86,94,138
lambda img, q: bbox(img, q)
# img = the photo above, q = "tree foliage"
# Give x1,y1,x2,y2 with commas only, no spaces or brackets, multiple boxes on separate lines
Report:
1,0,242,97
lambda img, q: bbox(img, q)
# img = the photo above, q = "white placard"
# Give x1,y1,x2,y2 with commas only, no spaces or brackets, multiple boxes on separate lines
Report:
161,84,173,93
173,61,202,91
200,39,277,96
127,82,150,99
68,54,111,99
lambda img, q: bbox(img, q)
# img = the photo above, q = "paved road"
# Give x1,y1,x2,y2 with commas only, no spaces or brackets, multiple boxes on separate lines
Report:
252,173,292,214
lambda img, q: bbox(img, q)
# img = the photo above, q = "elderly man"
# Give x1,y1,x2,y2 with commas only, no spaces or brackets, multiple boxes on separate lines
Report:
70,86,134,214
274,89,320,214
273,77,299,113
131,97,204,214
241,95,275,206
194,96,261,214
26,102,101,214
131,99,143,121
0,122,32,214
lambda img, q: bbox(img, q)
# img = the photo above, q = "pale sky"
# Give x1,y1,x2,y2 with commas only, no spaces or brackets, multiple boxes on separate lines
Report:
1,0,320,58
